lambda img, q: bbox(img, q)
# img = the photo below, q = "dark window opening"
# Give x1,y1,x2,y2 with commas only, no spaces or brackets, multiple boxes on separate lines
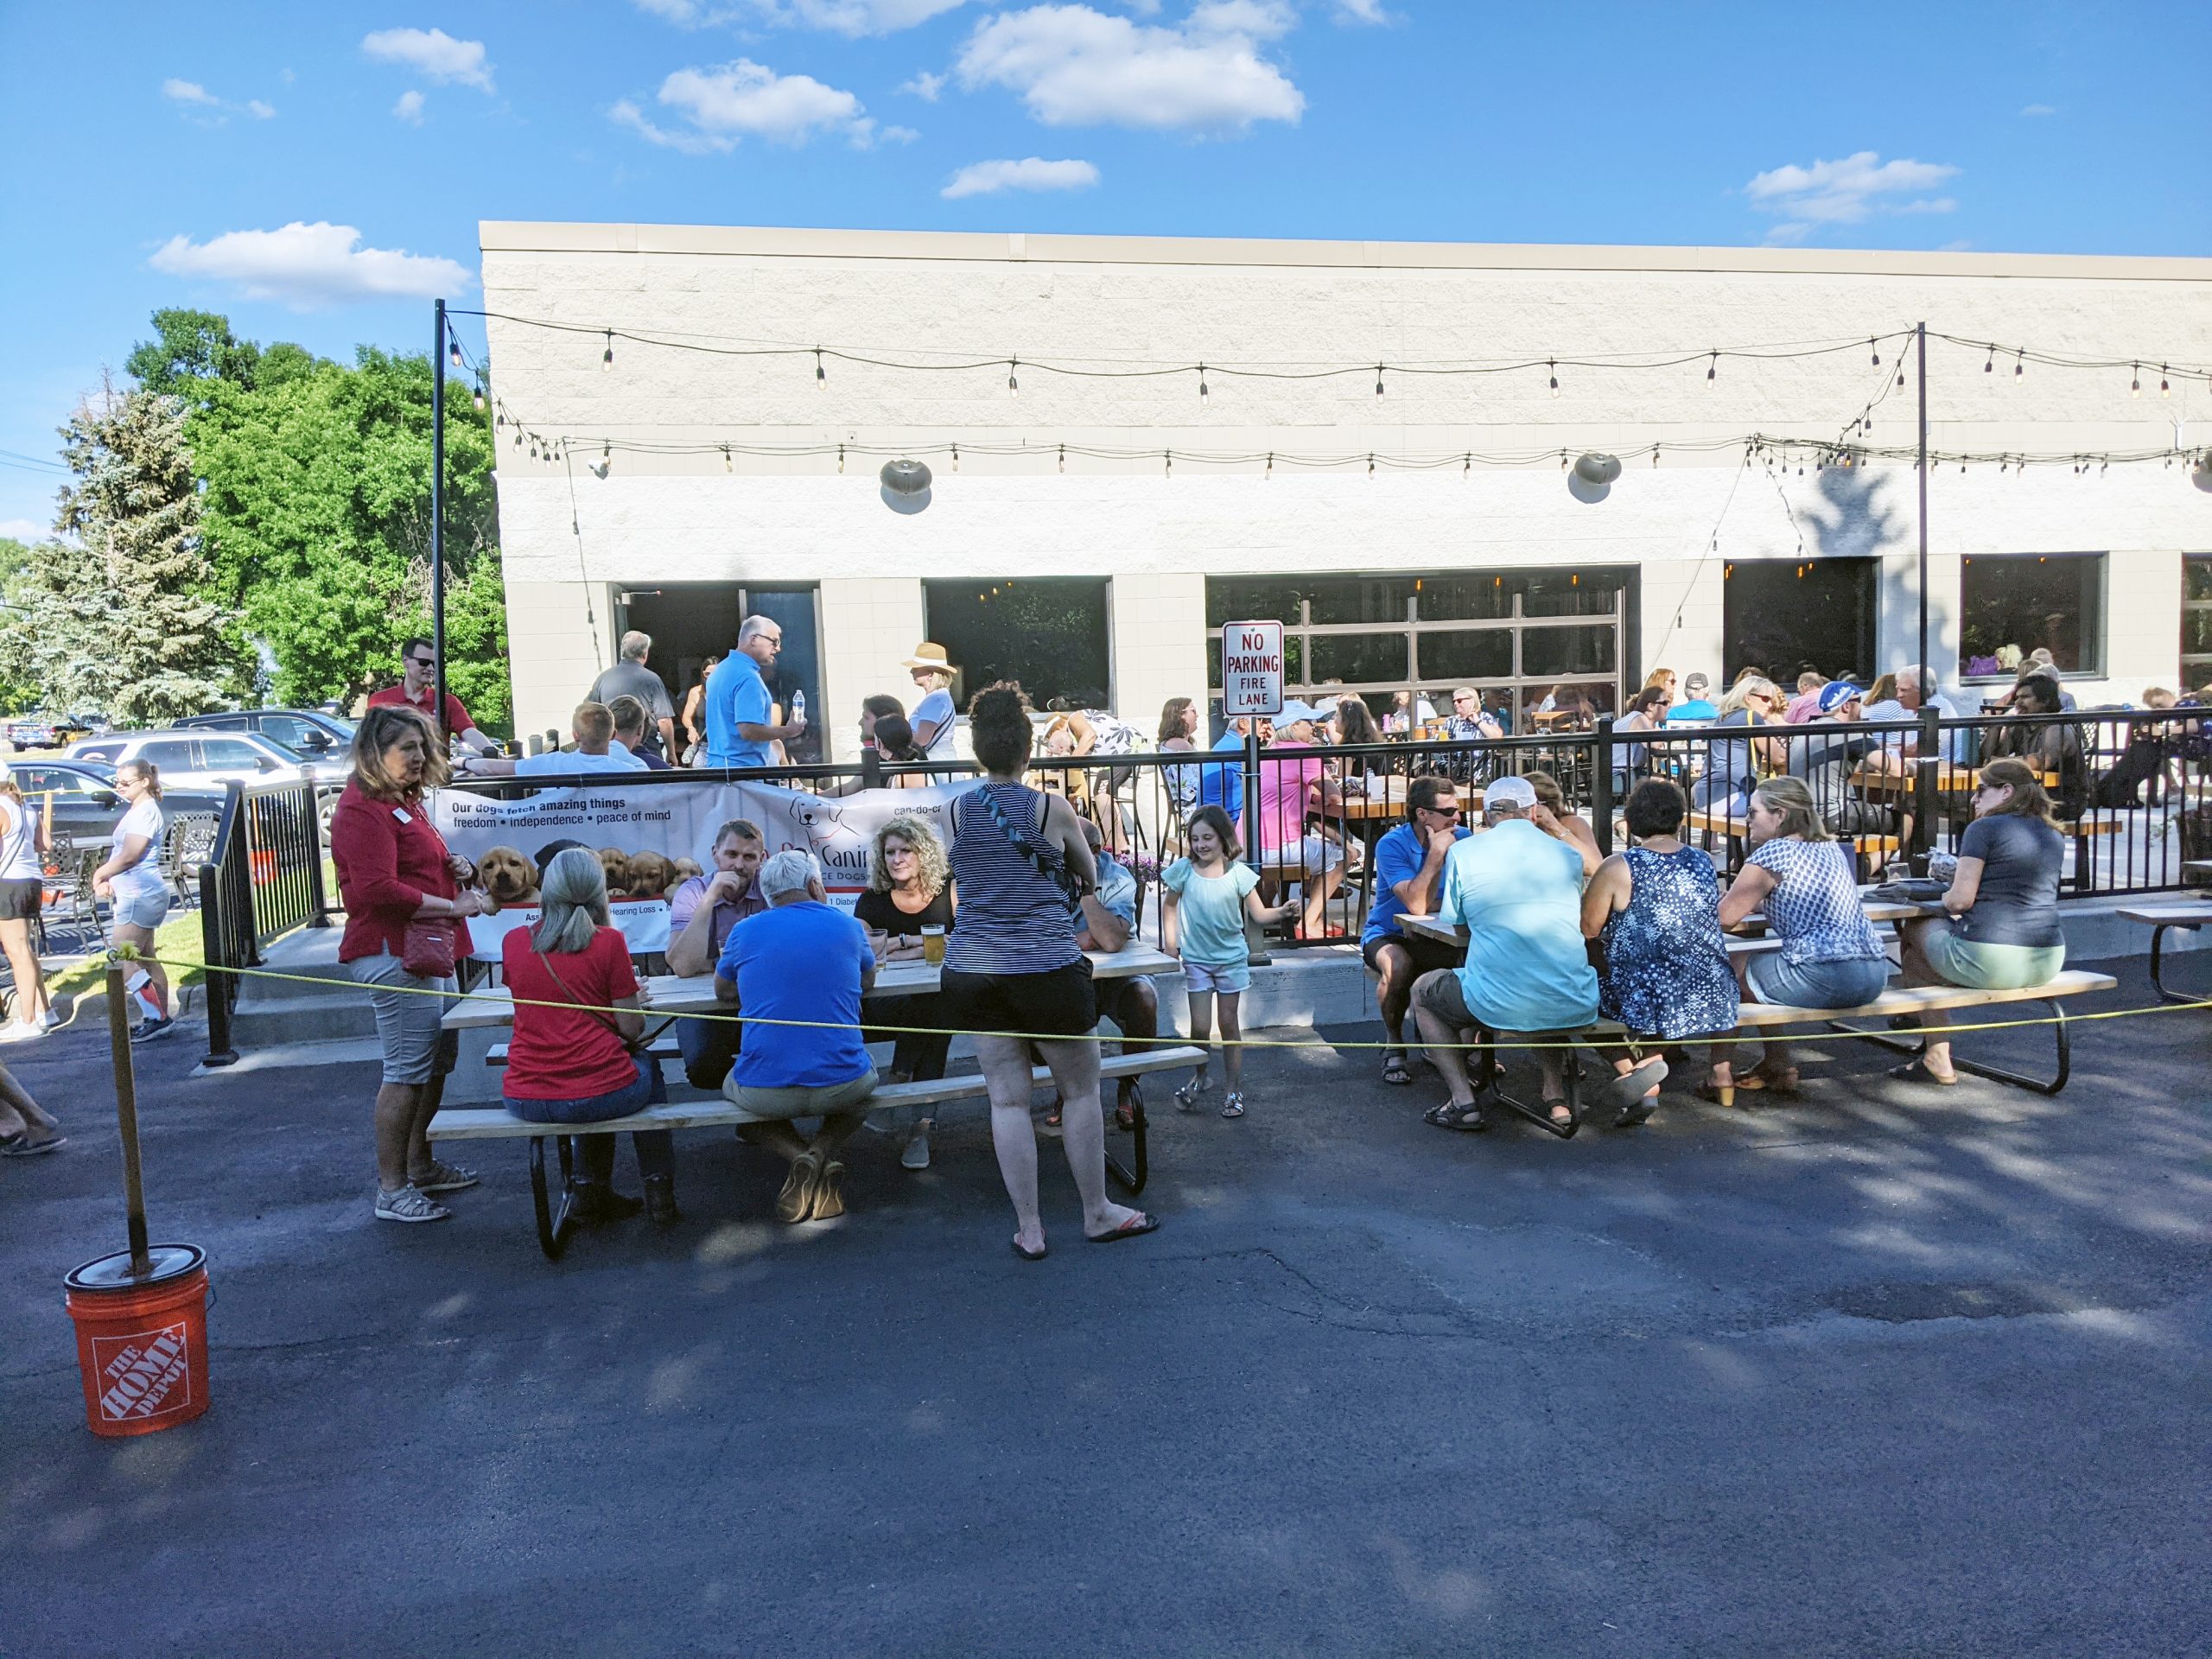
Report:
1959,553,2103,678
925,578,1111,710
1723,558,1878,686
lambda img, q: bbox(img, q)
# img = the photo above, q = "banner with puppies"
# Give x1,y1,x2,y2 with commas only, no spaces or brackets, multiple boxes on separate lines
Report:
429,779,978,916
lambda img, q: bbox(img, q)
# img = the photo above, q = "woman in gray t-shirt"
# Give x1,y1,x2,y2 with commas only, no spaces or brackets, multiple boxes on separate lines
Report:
1893,758,2067,1084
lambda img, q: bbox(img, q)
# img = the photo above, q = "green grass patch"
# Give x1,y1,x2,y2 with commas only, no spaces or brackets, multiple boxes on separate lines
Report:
46,910,208,1002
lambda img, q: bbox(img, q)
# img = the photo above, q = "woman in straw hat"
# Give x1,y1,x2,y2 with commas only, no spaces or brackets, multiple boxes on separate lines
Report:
903,643,960,760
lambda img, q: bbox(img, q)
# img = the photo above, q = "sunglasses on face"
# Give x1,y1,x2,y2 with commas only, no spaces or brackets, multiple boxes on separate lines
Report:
1421,804,1462,818
409,656,437,669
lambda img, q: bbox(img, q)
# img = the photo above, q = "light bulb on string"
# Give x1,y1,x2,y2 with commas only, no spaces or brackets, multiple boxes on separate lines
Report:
1548,359,1559,398
950,442,959,474
1198,365,1209,406
1896,368,1905,389
1007,358,1019,399
2132,365,2141,398
2160,365,2171,397
1163,450,1172,480
1707,352,1717,385
721,445,732,474
836,444,845,474
1267,452,1274,480
1368,453,1376,479
1461,453,1469,478
494,409,504,431
448,340,462,370
814,348,825,388
471,386,484,412
2014,351,2024,380
1058,443,1065,474
1374,365,1385,400
1984,346,1994,373
1870,339,1881,366
601,331,613,372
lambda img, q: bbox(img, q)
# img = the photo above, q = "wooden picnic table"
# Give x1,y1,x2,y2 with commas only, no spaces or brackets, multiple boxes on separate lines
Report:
1849,762,2057,798
1335,778,1408,822
441,944,1182,1031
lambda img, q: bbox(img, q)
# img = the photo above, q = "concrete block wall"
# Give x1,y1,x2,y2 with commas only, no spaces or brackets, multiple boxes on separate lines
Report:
507,579,617,741
1111,572,1209,735
818,577,929,760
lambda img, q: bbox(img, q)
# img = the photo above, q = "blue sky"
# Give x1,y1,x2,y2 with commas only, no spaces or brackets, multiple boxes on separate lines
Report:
2,0,2204,537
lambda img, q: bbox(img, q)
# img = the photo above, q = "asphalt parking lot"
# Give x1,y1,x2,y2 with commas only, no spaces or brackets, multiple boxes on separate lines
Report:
3,957,2209,1656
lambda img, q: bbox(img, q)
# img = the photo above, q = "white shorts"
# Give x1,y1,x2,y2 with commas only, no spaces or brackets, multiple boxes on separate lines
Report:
1255,834,1344,877
1184,961,1252,995
112,887,172,931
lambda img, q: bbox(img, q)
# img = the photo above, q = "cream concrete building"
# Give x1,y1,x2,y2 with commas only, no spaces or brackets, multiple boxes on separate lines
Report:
478,222,2212,753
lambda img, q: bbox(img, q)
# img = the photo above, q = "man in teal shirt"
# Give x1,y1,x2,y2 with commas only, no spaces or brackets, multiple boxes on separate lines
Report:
704,615,806,768
1411,773,1599,1132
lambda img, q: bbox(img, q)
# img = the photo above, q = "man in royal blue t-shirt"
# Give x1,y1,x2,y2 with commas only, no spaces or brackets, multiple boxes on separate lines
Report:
1360,773,1470,1086
714,849,878,1223
703,615,808,769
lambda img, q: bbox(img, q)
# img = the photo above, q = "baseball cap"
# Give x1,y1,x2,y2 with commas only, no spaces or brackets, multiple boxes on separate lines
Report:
1483,774,1538,810
1273,699,1325,727
1817,680,1864,715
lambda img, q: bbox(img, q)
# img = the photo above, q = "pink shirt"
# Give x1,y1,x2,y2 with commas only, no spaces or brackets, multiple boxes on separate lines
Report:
1243,745,1325,856
1783,692,1823,724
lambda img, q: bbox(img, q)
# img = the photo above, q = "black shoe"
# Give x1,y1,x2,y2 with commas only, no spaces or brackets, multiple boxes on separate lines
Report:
643,1174,681,1225
572,1180,644,1224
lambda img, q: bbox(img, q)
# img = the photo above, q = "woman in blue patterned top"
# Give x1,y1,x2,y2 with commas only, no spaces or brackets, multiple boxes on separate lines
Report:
1715,776,1891,1096
942,683,1160,1259
1581,779,1740,1120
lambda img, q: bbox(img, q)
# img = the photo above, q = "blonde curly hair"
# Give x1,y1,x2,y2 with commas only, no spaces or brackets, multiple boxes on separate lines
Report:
866,812,950,899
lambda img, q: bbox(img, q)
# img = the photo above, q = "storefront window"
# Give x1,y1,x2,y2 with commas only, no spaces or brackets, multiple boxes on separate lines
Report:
925,578,1111,709
2183,557,2212,690
1959,554,2104,677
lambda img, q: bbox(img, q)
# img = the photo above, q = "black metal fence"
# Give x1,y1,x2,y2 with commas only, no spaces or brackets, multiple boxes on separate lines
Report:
436,705,2210,954
198,778,331,1066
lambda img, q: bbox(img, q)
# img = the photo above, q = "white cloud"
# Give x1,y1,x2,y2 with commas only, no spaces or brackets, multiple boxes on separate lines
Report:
360,27,495,92
631,0,964,30
2020,103,2056,117
1334,0,1394,19
955,2,1303,131
880,124,921,142
0,518,52,543
162,79,218,105
163,78,275,121
149,222,472,308
1745,149,1960,242
394,89,427,124
942,155,1099,197
900,69,948,99
614,58,873,148
245,99,276,118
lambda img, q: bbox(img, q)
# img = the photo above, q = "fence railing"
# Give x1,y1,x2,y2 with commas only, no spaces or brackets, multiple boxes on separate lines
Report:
198,777,332,1066
435,706,2212,955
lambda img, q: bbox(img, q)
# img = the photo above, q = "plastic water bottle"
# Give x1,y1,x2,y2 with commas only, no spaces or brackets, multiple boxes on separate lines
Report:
790,690,805,728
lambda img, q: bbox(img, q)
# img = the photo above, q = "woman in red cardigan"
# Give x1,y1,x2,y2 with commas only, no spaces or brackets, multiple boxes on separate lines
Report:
330,705,486,1224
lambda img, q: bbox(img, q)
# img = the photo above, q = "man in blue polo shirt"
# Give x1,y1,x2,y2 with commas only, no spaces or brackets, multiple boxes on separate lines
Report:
1196,715,1269,815
1360,773,1470,1086
703,614,807,768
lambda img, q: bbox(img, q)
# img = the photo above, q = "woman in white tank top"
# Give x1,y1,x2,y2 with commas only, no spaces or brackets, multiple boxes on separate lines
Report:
0,766,53,1044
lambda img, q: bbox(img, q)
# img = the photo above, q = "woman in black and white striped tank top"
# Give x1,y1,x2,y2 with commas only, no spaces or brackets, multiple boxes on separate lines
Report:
942,683,1160,1258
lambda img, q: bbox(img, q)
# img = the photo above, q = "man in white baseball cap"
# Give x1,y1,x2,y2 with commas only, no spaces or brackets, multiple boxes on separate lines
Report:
1409,771,1611,1133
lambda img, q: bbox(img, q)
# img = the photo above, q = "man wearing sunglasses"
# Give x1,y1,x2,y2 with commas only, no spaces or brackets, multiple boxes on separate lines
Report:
1360,773,1470,1086
366,638,498,755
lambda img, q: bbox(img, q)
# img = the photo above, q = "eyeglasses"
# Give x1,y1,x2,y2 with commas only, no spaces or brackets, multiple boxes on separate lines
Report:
409,656,437,669
1421,804,1462,817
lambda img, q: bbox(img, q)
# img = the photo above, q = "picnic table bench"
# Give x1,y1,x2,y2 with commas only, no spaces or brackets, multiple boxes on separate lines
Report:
431,945,1198,1258
1394,909,2111,1114
2116,902,2212,1003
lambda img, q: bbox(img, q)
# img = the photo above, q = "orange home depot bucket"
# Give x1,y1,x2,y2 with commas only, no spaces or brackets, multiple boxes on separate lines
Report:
250,849,277,885
64,1244,212,1438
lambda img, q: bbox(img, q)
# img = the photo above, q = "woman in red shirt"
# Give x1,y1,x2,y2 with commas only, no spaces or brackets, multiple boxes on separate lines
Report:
503,849,677,1224
330,705,486,1225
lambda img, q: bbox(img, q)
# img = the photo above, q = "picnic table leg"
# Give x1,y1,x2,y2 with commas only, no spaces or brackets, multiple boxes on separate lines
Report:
1104,1092,1148,1196
1829,1001,2074,1096
2148,924,2202,1006
529,1135,579,1261
1482,1032,1581,1140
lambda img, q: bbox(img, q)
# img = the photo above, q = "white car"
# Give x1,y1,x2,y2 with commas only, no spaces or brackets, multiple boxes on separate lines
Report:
66,728,340,794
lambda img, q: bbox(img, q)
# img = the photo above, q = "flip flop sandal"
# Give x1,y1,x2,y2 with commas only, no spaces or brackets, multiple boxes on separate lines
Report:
1424,1101,1491,1132
1613,1094,1659,1128
1220,1094,1245,1118
1593,1059,1668,1116
1174,1076,1212,1113
1889,1058,1958,1085
1085,1211,1161,1243
0,1132,65,1157
1381,1054,1414,1086
1011,1237,1048,1262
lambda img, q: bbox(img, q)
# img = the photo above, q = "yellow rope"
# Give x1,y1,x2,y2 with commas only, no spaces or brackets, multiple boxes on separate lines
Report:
151,954,2209,1054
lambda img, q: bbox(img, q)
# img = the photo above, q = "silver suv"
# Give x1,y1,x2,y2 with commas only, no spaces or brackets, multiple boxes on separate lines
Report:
66,728,342,793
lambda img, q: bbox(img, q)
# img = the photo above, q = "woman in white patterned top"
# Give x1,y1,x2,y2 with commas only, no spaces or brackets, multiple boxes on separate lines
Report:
1716,777,1891,1096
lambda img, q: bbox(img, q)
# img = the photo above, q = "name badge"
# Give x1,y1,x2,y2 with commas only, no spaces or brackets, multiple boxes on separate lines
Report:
392,807,414,824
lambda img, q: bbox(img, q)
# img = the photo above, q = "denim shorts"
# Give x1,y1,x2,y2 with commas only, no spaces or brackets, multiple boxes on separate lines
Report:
1744,952,1891,1012
1922,929,2065,991
352,950,459,1085
1183,960,1251,995
113,887,172,931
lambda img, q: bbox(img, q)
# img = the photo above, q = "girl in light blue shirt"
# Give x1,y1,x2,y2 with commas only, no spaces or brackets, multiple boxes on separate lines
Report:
1161,805,1294,1119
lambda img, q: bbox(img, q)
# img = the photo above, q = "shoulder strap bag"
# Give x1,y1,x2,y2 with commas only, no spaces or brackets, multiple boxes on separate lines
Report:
967,785,1087,914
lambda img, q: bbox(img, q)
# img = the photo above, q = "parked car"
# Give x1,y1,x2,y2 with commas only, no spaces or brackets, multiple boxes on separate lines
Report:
3,759,226,846
4,712,95,750
175,708,355,761
66,728,342,792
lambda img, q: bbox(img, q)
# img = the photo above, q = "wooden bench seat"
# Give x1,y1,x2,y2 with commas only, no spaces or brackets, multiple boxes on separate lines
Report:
431,1046,1206,1259
1592,969,2115,1099
2118,905,2212,1003
485,1033,683,1067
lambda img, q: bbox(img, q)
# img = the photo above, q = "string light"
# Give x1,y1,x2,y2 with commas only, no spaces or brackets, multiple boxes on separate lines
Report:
2161,365,2171,397
1163,450,1172,479
836,443,845,474
1267,451,1274,480
1374,365,1385,399
1985,346,1995,373
472,386,484,412
1707,352,1717,384
1198,364,1209,406
2015,351,2024,380
1870,340,1881,366
1462,453,1470,478
1368,453,1376,478
1058,442,1065,474
1007,358,1019,399
2132,364,2142,398
814,347,825,388
601,331,613,372
1548,359,1559,398
950,442,959,473
448,340,462,369
722,444,732,473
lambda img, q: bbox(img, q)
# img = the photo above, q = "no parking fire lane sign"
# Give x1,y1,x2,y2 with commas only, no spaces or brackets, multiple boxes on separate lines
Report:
1221,620,1285,717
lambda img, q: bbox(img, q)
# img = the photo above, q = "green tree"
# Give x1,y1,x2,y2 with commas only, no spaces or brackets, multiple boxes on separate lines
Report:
125,308,265,399
9,379,245,721
0,538,47,713
184,342,509,731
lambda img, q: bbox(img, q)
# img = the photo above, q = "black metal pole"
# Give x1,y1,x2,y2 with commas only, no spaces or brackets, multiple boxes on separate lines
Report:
432,297,449,738
1243,719,1269,964
1916,321,1929,681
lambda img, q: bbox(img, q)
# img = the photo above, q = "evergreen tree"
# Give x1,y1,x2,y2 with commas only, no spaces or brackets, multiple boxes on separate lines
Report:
14,377,246,722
